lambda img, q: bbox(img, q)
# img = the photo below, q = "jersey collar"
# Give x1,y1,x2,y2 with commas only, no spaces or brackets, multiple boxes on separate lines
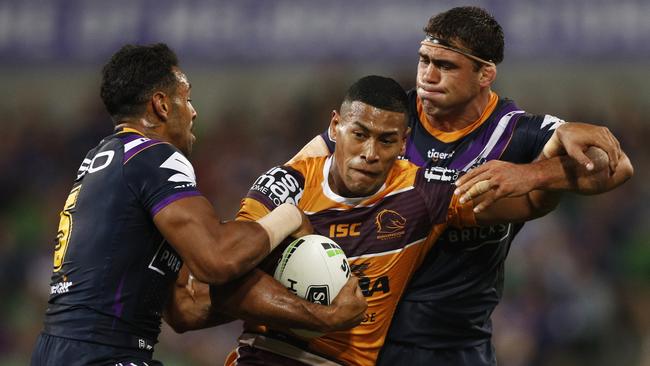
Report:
416,91,498,143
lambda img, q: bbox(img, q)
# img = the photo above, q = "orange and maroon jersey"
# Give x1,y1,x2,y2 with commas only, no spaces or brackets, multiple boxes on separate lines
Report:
236,156,474,365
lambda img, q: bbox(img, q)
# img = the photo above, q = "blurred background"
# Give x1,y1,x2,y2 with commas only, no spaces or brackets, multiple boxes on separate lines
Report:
1,0,648,365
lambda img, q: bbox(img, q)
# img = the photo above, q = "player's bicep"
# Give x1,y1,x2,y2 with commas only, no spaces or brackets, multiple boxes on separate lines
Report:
154,195,223,264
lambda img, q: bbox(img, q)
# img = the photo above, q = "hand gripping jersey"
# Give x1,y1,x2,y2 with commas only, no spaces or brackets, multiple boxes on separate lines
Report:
43,128,201,351
234,156,475,366
322,92,561,353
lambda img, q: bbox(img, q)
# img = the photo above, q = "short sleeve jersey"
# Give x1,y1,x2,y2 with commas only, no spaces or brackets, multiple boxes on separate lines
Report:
44,128,201,351
236,156,475,366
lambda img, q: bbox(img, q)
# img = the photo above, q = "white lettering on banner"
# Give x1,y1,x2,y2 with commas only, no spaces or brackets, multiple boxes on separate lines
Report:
1,1,649,63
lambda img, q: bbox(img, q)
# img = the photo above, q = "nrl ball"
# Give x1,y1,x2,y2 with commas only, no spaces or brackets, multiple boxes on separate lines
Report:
274,234,351,337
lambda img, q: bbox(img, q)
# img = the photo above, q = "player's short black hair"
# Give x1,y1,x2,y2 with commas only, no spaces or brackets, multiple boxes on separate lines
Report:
100,43,180,121
424,6,504,65
342,75,408,115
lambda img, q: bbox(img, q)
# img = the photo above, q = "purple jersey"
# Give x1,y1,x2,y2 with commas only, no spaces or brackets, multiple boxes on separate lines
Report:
43,128,201,351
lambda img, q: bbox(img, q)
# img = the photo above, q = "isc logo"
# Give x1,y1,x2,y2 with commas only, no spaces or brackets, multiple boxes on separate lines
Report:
329,223,361,238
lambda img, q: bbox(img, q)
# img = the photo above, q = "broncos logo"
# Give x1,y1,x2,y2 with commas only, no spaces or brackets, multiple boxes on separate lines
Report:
375,209,406,234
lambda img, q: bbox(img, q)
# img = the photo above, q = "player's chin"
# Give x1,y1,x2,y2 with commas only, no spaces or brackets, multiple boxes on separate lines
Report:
348,180,381,197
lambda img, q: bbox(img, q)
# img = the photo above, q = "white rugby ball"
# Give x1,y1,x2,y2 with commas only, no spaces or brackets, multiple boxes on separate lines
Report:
274,234,351,338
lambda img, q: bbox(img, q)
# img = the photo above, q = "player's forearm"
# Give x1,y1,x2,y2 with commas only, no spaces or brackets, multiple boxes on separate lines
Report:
210,268,335,332
183,220,272,285
163,200,304,285
534,147,632,194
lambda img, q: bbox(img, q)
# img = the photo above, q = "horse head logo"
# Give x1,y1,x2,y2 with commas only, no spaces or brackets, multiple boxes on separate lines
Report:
375,209,406,234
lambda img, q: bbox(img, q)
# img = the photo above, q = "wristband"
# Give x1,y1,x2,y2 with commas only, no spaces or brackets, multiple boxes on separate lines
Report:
257,203,303,251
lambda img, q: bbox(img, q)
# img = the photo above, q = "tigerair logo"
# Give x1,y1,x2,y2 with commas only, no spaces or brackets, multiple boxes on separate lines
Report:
375,209,406,240
329,223,361,238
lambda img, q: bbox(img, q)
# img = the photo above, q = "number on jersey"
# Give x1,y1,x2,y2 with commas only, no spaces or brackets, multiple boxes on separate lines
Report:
53,185,81,271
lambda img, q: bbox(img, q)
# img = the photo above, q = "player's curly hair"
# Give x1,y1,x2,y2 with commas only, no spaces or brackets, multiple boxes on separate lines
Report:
424,6,504,65
100,43,179,121
343,75,408,115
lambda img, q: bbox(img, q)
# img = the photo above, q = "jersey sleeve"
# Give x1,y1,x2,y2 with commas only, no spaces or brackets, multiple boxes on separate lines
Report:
501,114,565,163
123,142,202,216
236,165,306,222
416,164,476,228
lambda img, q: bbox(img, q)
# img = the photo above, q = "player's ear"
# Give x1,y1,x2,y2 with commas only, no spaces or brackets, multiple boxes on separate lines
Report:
478,65,496,87
329,110,340,142
152,91,170,121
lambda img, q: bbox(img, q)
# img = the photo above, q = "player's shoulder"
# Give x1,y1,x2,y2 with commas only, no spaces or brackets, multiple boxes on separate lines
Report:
496,97,564,129
392,158,419,176
380,159,421,193
115,131,197,186
115,133,178,165
286,156,328,183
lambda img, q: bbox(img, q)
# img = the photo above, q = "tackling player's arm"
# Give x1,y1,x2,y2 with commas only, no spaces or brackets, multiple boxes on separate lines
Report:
154,198,309,285
209,268,365,332
466,150,632,225
164,264,365,333
455,123,633,213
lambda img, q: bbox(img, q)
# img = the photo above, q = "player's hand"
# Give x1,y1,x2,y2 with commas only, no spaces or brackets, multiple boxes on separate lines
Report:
290,209,313,238
454,160,538,213
544,122,621,175
325,276,367,332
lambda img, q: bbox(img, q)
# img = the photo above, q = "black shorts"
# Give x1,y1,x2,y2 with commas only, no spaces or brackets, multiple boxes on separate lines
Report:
377,340,496,366
31,333,163,366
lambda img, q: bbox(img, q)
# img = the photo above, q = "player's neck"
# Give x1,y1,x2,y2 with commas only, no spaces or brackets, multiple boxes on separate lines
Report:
115,118,166,141
426,90,493,132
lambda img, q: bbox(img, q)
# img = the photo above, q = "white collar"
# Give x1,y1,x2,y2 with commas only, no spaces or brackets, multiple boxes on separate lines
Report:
321,155,386,206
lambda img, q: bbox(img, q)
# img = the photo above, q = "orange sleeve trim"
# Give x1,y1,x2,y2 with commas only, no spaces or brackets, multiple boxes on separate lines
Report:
235,197,272,222
416,92,498,143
